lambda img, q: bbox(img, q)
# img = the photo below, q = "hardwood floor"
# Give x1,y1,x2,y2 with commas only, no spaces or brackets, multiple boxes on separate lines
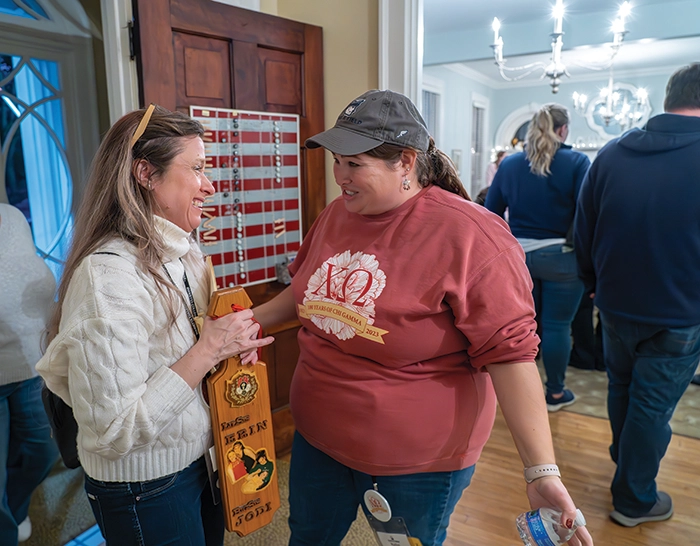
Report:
445,408,700,546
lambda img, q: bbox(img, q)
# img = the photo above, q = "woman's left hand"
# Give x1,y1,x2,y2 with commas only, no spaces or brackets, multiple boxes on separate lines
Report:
526,476,594,546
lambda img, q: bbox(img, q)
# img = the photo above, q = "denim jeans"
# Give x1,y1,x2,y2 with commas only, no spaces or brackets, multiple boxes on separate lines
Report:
525,244,584,394
0,376,58,546
288,432,475,546
85,456,224,546
600,312,700,516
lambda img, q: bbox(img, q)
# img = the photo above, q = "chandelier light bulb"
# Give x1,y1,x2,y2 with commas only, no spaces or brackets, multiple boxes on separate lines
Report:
492,17,501,36
619,1,632,19
553,0,564,34
636,88,649,103
612,17,625,35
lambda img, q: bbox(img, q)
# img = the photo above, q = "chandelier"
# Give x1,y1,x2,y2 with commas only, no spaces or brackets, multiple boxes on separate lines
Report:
491,1,632,94
572,68,651,137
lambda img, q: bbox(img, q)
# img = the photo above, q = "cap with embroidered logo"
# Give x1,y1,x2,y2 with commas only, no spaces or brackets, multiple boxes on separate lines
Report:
305,89,430,155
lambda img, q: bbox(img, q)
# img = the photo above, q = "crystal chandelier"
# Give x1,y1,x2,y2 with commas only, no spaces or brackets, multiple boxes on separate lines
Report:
491,1,632,94
572,68,650,137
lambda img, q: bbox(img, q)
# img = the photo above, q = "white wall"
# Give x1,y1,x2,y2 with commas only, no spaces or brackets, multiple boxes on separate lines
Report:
423,64,494,197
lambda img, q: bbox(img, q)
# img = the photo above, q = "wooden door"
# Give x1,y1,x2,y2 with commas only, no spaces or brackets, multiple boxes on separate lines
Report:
132,0,325,455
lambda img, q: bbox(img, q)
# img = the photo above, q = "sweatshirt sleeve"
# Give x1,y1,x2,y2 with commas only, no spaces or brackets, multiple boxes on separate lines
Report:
484,170,507,217
574,163,597,293
449,243,539,368
40,256,196,459
573,153,592,199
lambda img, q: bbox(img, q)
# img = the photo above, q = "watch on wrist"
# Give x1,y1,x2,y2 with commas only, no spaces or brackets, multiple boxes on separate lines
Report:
524,464,561,483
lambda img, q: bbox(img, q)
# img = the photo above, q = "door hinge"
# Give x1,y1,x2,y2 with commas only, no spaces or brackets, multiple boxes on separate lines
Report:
127,19,136,61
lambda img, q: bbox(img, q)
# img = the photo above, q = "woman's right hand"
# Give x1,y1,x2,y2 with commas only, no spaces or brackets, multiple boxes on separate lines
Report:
198,309,274,367
172,309,274,388
526,477,594,546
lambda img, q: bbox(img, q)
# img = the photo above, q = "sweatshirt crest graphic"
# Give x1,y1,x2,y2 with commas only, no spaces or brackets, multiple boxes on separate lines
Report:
299,251,389,344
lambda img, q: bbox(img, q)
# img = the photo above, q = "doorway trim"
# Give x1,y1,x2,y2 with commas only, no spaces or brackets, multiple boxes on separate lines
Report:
100,0,139,122
378,0,423,107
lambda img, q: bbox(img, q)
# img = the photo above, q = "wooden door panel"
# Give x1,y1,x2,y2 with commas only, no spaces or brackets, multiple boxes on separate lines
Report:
260,49,302,114
173,33,232,110
231,41,261,111
134,0,325,234
169,0,305,52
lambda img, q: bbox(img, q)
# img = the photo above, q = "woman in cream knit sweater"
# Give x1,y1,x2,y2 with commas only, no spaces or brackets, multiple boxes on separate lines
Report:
37,105,273,546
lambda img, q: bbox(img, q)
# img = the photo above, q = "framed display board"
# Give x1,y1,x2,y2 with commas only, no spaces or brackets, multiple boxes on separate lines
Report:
191,106,302,287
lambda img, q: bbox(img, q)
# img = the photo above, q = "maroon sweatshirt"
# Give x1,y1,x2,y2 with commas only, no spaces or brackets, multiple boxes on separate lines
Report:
288,185,538,475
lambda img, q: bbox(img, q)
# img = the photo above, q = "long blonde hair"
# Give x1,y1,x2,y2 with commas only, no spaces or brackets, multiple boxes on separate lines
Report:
47,106,205,342
525,103,569,177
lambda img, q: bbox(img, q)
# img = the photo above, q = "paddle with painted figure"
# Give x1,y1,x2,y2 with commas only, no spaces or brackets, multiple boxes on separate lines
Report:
206,286,281,536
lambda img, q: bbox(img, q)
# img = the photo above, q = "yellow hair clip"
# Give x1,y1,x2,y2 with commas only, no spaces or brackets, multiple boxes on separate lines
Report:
130,103,156,149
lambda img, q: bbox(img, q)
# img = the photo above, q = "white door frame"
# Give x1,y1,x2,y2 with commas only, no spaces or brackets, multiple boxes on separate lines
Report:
101,0,139,122
378,0,423,108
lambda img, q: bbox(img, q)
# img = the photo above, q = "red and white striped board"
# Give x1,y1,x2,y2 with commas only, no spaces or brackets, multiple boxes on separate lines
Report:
191,106,302,288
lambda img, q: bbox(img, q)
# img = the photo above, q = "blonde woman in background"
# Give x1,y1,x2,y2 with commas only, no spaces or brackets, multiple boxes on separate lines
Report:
485,103,590,412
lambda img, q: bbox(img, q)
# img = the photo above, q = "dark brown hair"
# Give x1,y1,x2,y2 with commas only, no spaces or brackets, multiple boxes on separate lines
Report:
664,63,700,112
364,137,470,200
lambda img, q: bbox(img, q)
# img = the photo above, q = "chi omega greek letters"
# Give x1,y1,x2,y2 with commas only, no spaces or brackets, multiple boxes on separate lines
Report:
298,251,389,343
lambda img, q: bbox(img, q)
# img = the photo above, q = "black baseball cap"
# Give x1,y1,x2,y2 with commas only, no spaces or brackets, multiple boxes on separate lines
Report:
305,89,430,155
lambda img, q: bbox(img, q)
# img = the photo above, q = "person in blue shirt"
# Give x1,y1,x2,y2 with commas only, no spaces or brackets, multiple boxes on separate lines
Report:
486,103,590,411
575,63,700,528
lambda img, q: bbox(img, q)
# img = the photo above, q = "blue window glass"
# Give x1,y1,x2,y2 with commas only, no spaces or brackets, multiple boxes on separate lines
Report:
0,0,49,19
1,53,72,281
22,0,48,18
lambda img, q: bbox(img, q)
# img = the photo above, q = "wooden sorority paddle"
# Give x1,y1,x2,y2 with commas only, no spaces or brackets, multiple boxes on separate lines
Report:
206,286,280,535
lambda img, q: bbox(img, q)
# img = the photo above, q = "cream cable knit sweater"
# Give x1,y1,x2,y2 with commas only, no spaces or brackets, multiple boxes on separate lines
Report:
36,217,213,482
0,203,56,386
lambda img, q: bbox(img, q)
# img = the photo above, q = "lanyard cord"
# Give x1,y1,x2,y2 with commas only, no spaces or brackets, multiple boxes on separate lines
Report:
162,259,200,340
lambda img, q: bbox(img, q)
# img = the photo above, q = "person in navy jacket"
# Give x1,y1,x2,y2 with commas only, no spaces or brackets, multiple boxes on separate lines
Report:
574,63,700,528
486,103,590,412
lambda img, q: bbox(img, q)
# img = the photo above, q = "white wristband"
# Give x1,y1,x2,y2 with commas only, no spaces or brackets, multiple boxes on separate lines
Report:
524,464,560,483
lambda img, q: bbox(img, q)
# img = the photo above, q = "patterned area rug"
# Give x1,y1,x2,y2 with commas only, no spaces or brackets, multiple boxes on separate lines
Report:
27,459,376,546
539,362,700,440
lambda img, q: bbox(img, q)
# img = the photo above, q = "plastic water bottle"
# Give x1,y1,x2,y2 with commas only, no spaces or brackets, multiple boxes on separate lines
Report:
515,507,586,546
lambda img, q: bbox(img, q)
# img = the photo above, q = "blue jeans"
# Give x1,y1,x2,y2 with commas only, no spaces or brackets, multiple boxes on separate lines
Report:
0,376,58,545
288,432,475,546
85,456,223,545
525,245,584,394
600,312,700,516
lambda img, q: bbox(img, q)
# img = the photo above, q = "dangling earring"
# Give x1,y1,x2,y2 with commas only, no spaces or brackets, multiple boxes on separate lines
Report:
402,177,411,191
147,179,153,191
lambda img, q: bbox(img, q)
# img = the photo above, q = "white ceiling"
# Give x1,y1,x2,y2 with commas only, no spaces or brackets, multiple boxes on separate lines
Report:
424,0,671,34
423,0,696,85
